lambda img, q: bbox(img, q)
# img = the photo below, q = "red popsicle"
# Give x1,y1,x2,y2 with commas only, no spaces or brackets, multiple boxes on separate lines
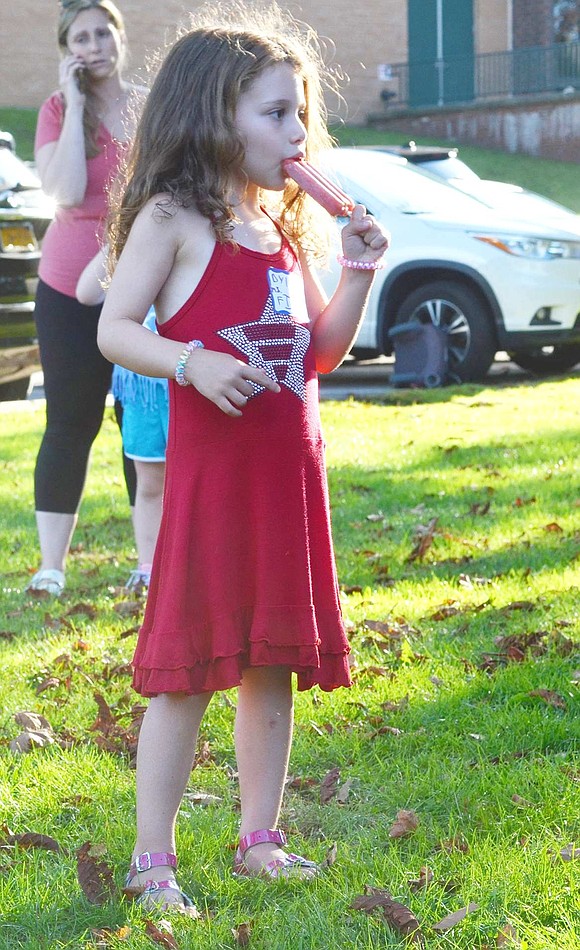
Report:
283,158,355,217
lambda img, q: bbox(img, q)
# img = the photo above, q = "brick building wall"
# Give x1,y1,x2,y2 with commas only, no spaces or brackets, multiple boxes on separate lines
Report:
1,1,508,124
512,0,553,48
477,0,513,53
375,92,580,161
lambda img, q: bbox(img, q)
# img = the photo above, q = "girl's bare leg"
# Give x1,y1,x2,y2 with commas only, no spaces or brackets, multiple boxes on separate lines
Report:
131,460,165,568
131,691,212,898
234,665,295,872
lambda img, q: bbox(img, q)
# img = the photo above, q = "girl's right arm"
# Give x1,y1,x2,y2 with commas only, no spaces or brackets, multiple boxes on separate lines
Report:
76,246,107,305
35,57,88,206
98,201,279,417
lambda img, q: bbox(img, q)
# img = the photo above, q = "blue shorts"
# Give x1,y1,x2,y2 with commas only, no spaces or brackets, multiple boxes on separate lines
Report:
111,309,169,462
121,386,169,462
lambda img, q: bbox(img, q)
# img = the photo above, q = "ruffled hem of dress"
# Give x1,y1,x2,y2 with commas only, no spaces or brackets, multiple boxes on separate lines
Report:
132,642,351,697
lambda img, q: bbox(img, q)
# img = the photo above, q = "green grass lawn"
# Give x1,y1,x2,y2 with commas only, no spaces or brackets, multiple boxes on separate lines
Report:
1,379,579,949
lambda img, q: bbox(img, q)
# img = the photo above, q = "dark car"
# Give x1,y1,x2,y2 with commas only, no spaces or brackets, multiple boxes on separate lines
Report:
0,136,54,400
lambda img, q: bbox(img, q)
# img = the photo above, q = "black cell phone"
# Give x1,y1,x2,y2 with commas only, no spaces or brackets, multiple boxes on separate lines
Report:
76,66,89,93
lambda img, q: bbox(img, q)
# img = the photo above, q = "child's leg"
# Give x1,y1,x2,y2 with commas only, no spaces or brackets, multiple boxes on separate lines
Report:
132,460,165,569
234,666,297,872
131,691,212,900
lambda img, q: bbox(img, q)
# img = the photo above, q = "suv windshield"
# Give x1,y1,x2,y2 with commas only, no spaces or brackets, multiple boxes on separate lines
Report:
418,156,480,182
336,154,491,216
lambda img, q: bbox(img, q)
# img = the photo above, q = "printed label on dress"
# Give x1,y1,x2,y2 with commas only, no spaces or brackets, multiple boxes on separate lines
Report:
268,268,309,324
217,268,310,401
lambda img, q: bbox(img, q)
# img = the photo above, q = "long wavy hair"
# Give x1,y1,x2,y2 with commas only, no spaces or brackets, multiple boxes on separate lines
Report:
58,0,126,158
108,1,339,265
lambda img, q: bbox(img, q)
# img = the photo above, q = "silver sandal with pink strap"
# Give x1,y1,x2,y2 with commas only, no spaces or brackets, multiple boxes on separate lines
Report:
125,850,196,913
232,828,319,879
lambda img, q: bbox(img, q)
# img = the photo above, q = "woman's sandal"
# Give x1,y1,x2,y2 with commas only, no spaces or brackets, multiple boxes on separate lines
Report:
232,828,319,879
25,568,65,597
125,851,198,915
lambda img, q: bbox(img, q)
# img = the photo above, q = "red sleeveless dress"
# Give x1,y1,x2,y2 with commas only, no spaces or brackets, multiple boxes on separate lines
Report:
131,233,351,696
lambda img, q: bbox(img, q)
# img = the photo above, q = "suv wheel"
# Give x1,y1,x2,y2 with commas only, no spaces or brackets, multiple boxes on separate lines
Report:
508,345,580,375
392,281,497,383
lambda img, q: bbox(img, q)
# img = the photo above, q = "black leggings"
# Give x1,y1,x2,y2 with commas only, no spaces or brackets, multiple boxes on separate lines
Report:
33,279,136,513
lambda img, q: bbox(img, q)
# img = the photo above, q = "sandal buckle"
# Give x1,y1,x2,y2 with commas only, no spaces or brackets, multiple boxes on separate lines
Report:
135,851,153,872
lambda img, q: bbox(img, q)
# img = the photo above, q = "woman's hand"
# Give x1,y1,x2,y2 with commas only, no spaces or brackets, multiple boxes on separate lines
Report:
185,349,280,417
59,55,87,109
340,205,390,268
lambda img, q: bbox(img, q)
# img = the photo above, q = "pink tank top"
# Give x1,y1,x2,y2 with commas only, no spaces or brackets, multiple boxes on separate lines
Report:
35,93,124,297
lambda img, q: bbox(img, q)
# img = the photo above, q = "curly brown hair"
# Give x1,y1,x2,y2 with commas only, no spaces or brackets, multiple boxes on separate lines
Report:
108,1,340,266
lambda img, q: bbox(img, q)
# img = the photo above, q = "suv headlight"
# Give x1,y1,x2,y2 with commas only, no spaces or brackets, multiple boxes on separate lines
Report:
472,234,580,260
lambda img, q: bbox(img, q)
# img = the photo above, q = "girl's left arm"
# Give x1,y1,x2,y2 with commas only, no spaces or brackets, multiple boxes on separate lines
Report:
303,205,390,374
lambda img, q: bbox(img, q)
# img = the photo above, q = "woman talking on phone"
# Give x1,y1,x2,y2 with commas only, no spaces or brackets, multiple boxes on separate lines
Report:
28,0,144,596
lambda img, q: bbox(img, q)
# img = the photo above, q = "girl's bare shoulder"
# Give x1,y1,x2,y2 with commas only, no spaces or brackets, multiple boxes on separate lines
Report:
133,194,208,240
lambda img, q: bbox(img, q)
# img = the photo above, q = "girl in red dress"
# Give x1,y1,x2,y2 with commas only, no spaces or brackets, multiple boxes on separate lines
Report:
98,0,389,912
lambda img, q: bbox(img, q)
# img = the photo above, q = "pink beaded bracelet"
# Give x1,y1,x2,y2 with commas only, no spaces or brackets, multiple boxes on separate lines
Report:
175,339,204,386
337,254,384,271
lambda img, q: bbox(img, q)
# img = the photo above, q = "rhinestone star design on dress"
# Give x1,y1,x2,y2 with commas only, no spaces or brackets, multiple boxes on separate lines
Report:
217,268,311,401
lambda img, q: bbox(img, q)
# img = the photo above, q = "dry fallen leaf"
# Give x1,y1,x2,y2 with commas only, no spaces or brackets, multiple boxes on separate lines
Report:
336,778,353,805
10,711,55,754
558,843,580,862
382,696,409,713
4,832,60,853
406,517,438,563
119,625,140,639
432,902,479,932
438,836,469,854
513,496,536,508
10,730,55,753
182,791,223,807
77,841,116,905
359,665,393,678
113,600,143,618
364,619,405,640
232,922,252,946
430,603,461,621
497,922,521,947
320,766,341,805
321,841,338,868
194,739,214,766
501,601,535,613
511,794,534,808
35,676,61,695
389,809,419,839
351,887,424,945
408,866,434,891
91,692,118,734
14,711,53,732
144,919,179,949
90,926,131,947
468,500,491,516
528,689,566,710
287,775,318,791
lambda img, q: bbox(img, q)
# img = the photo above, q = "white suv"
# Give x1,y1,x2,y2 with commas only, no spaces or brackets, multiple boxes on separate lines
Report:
318,148,580,381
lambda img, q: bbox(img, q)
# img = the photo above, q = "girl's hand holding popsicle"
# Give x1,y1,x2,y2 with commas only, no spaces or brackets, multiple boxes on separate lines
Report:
283,157,390,270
